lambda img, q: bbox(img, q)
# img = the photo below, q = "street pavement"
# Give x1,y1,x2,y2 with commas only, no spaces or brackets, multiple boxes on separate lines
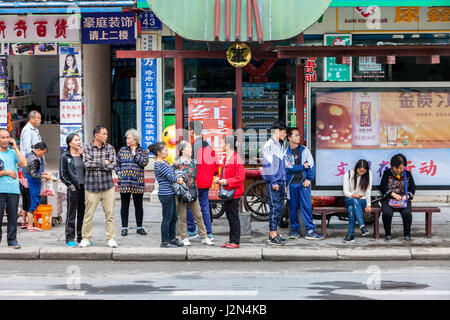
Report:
1,199,450,261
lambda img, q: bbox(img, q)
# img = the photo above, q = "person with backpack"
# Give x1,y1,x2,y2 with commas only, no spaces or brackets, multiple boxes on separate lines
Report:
342,159,372,243
173,140,214,246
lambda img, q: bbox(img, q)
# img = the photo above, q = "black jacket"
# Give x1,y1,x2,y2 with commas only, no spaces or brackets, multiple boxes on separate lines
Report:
60,150,84,190
25,151,42,180
380,168,416,201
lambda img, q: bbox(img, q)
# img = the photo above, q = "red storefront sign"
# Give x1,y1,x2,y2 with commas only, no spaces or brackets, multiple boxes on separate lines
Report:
188,97,233,199
0,15,80,43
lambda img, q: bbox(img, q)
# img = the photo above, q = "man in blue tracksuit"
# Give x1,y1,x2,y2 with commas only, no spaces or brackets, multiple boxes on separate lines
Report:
262,121,287,246
285,127,324,240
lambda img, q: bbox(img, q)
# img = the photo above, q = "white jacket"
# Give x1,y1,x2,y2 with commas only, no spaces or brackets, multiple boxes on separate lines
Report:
343,169,372,201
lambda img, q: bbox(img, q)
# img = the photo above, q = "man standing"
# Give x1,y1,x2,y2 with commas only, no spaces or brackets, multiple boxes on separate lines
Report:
285,127,323,240
0,128,27,249
79,126,118,248
262,121,287,246
186,120,219,240
19,110,42,228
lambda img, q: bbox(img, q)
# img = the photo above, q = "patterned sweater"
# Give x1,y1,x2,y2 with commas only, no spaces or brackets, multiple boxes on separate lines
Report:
115,145,149,194
172,157,197,190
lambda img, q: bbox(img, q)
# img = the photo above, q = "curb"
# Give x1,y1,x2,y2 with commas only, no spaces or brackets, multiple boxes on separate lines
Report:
0,247,40,260
262,248,338,261
112,248,187,261
187,248,262,261
39,247,113,260
411,247,450,260
337,248,412,261
1,246,450,261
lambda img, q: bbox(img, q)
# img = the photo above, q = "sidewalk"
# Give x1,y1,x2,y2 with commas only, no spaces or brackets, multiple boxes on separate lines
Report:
1,199,450,261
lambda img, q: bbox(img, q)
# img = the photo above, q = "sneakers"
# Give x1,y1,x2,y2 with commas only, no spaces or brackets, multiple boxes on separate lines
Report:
361,226,369,237
171,238,184,247
137,228,147,236
107,239,118,248
8,241,21,249
121,229,128,237
181,238,191,246
267,235,287,246
385,234,393,241
207,233,215,241
225,243,240,249
305,231,324,240
201,237,214,246
79,239,91,248
289,231,300,239
187,230,198,238
66,241,77,248
404,235,412,241
343,234,355,243
161,241,178,248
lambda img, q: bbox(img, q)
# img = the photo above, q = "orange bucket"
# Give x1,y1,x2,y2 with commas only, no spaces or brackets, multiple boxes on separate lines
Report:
34,204,53,230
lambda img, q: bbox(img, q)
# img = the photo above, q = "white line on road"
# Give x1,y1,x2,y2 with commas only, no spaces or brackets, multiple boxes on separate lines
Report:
0,290,86,297
170,291,258,296
359,290,450,296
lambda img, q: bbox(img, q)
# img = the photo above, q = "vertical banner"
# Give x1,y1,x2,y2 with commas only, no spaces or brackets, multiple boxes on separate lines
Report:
59,45,83,150
0,56,7,128
141,58,158,150
324,34,352,82
188,96,234,199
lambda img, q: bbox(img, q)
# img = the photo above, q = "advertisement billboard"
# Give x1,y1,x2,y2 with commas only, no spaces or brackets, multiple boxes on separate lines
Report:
308,82,450,194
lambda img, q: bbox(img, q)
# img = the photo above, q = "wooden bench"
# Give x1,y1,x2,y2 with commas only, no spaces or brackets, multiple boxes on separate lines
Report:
313,206,441,239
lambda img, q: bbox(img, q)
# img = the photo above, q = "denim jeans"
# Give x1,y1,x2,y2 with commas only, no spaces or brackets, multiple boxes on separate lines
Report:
0,193,20,245
186,188,212,234
158,194,178,243
344,197,367,235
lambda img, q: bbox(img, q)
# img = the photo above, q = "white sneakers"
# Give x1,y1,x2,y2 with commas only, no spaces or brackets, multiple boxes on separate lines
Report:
79,239,118,248
107,239,118,248
181,238,191,246
201,237,214,246
79,239,91,248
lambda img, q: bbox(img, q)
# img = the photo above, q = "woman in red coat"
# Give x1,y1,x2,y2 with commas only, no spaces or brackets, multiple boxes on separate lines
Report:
216,136,245,249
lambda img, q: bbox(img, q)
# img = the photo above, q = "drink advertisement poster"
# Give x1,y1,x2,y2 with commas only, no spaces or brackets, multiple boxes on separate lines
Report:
310,83,450,189
187,96,234,199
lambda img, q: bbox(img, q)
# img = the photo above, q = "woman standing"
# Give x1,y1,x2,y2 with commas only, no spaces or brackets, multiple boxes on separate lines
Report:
116,129,149,237
380,153,416,241
149,142,184,248
342,159,372,243
217,136,245,249
60,133,85,247
173,141,214,246
25,142,50,231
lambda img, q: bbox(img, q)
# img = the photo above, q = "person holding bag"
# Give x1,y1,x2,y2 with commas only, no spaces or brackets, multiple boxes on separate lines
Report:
380,153,416,241
216,136,245,249
173,141,213,246
60,133,85,247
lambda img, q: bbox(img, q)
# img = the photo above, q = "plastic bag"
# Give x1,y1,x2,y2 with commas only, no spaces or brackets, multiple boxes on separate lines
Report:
40,181,55,197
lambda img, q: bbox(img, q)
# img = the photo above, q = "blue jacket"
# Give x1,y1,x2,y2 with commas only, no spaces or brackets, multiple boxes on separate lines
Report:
285,145,315,186
262,138,286,186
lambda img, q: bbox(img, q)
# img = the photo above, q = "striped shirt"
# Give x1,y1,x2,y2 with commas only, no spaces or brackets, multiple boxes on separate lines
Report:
83,142,116,193
154,160,177,195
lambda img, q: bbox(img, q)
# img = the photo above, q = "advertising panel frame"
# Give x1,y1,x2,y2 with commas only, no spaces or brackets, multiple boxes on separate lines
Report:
307,81,450,196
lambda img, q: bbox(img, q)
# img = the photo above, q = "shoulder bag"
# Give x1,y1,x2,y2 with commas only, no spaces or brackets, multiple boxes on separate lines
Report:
218,162,235,201
388,172,408,208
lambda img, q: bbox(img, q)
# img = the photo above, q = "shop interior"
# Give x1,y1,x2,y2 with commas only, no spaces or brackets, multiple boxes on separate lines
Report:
7,53,60,170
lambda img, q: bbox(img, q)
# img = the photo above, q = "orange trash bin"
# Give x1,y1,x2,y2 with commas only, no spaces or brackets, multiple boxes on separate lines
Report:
34,204,53,230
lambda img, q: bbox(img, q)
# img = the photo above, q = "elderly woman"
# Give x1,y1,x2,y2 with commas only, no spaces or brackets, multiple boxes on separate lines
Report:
116,129,149,236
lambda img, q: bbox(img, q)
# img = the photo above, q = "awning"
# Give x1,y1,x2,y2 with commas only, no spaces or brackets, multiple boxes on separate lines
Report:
145,0,332,42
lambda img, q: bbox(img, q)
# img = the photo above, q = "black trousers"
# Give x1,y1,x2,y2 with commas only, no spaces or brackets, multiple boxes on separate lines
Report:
381,199,412,237
224,198,241,244
120,193,144,228
65,185,85,243
158,194,178,243
0,193,19,245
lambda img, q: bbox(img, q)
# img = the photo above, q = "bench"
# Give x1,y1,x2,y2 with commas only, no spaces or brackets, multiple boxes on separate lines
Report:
313,206,441,239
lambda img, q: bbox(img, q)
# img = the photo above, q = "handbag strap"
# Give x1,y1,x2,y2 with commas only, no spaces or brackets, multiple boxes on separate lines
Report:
404,170,408,202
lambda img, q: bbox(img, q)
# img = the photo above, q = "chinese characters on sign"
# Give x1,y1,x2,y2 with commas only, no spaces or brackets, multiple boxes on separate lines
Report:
324,34,352,82
0,15,80,43
140,12,162,31
141,58,158,150
81,13,136,44
226,43,251,68
0,56,7,128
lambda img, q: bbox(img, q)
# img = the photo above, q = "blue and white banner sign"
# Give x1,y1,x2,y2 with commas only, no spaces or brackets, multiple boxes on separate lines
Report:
141,58,158,150
81,12,135,44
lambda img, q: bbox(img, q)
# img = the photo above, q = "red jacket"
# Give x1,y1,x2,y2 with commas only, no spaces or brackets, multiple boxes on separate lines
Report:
194,138,219,189
221,151,245,199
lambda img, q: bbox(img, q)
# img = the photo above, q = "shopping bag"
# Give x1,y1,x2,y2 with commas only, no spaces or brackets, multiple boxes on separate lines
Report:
40,181,55,197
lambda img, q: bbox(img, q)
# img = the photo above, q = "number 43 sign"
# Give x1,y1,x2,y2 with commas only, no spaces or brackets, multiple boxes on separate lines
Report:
140,12,162,31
